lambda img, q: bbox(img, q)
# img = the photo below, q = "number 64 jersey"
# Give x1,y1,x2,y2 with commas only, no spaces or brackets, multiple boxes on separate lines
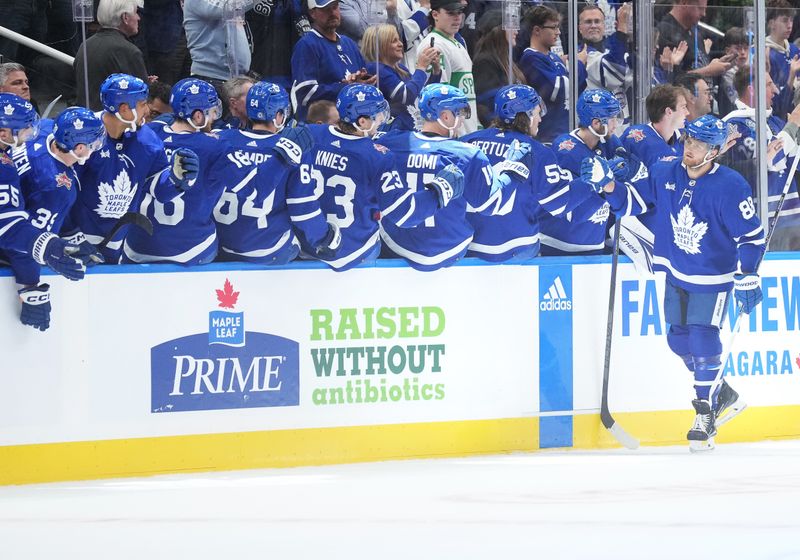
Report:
607,158,765,293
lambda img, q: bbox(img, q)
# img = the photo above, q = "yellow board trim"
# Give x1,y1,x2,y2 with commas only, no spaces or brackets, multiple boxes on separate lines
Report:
3,405,799,486
0,417,538,486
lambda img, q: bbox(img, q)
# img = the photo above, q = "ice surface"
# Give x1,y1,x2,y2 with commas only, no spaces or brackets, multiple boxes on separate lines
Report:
2,440,800,559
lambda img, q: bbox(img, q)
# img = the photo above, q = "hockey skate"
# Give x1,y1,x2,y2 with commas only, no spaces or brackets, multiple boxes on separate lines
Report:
688,399,717,453
714,379,747,428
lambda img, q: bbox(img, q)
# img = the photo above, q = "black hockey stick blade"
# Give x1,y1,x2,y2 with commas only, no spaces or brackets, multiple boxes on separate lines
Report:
601,222,640,450
97,212,153,250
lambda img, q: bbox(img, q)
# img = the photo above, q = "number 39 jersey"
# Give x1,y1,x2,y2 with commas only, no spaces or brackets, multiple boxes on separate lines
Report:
287,125,440,271
607,159,765,292
124,124,228,265
213,129,298,264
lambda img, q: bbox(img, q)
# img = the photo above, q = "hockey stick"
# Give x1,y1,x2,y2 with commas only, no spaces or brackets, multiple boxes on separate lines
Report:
601,220,640,449
97,212,154,250
713,151,800,426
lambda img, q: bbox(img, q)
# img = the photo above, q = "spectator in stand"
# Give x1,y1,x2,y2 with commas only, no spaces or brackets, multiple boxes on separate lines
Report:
766,0,800,121
146,81,173,123
674,72,713,121
656,0,734,82
519,5,587,143
718,27,750,117
723,64,800,251
578,2,632,125
415,0,479,134
392,0,436,71
142,0,191,86
290,0,375,122
74,0,150,111
653,28,688,86
247,0,306,92
362,23,441,130
472,10,525,128
306,99,339,123
223,76,257,129
0,0,47,67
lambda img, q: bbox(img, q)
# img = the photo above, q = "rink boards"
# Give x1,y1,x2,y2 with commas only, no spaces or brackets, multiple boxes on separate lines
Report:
1,255,799,484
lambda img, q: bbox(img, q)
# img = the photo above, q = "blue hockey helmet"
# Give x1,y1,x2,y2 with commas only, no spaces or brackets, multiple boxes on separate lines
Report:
246,81,291,128
577,88,621,127
336,84,389,131
683,114,728,149
52,106,105,152
417,84,471,122
0,93,39,148
170,78,221,129
494,85,546,124
100,73,148,113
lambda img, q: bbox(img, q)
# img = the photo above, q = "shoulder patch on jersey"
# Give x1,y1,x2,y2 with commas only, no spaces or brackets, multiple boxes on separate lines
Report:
0,151,12,166
205,132,219,139
373,143,389,154
660,155,678,162
558,138,575,151
627,128,646,142
55,172,72,190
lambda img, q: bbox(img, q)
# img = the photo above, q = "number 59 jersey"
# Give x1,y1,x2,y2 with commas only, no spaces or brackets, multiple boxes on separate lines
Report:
123,124,228,265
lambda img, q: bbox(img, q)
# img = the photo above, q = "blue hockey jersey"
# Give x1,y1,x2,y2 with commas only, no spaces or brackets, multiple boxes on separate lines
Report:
540,131,621,255
365,61,437,131
0,149,42,258
518,47,586,143
290,30,366,122
460,127,594,262
723,103,800,232
214,128,299,264
607,159,765,292
376,130,509,270
6,137,81,284
767,39,800,120
67,122,178,262
287,125,440,271
622,123,683,166
123,124,228,265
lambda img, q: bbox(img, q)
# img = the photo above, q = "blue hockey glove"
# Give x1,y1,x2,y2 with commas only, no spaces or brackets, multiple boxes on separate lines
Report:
493,140,531,182
274,136,306,167
581,156,615,193
734,273,763,314
607,156,629,182
18,283,51,332
426,164,464,208
62,231,104,266
315,221,342,259
31,232,85,281
169,148,200,191
281,123,314,152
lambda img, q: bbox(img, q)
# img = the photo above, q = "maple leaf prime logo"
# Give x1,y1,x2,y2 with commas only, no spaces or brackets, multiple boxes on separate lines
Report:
150,278,300,413
670,205,708,255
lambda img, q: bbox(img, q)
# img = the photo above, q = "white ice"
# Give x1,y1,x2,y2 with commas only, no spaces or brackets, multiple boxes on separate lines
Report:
2,440,800,559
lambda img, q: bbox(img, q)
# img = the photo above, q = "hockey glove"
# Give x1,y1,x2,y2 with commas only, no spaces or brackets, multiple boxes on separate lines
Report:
315,221,342,259
31,232,85,281
62,231,104,266
493,140,531,182
581,156,615,193
280,123,314,153
607,156,629,182
169,148,200,191
19,283,51,332
734,273,763,314
426,164,464,208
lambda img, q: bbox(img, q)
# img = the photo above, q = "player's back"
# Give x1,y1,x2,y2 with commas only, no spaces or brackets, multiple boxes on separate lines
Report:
214,128,297,263
124,126,227,264
377,130,493,270
622,124,683,167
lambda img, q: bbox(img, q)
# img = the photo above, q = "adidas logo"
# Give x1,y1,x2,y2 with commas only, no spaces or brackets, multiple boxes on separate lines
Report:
331,140,341,148
247,140,258,147
421,142,431,149
164,136,173,143
540,276,572,311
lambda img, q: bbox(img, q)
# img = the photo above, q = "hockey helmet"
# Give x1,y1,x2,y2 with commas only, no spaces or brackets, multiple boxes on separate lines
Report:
0,93,39,147
494,85,546,124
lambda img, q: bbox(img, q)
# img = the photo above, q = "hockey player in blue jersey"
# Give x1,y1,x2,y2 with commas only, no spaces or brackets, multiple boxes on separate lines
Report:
65,74,199,263
542,88,643,256
592,115,765,452
288,84,462,271
377,83,532,271
0,94,86,331
125,78,227,265
215,81,309,264
461,85,608,262
7,106,105,330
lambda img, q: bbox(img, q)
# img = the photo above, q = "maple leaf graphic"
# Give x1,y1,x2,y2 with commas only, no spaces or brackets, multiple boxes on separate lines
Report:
216,279,240,309
670,205,708,255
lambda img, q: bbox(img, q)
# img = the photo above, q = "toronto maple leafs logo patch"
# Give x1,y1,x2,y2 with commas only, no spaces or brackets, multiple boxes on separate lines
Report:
670,205,707,255
94,169,137,218
589,202,610,225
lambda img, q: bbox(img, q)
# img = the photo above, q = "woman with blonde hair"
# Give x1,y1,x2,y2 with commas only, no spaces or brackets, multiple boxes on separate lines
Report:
362,24,441,130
